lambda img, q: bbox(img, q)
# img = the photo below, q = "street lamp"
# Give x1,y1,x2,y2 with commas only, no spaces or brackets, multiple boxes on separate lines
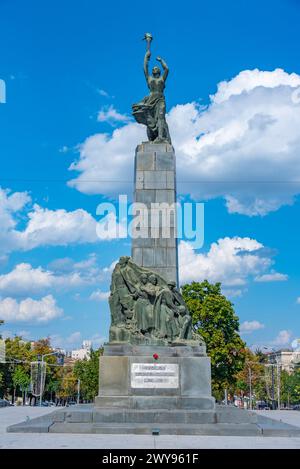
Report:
263,347,281,410
39,351,60,407
248,365,252,410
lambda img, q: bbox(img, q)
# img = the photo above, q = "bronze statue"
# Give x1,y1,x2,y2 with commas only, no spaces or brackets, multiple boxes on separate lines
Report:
132,33,171,144
108,256,204,346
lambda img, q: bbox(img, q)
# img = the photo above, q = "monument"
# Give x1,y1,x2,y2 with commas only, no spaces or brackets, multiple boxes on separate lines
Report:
8,35,300,436
94,33,215,413
131,33,177,284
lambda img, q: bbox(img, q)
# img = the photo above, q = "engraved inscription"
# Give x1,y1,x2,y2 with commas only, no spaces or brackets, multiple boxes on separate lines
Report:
131,363,179,388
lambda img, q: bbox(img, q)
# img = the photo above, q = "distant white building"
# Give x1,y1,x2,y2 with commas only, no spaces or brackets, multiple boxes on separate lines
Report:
71,340,92,360
269,350,300,372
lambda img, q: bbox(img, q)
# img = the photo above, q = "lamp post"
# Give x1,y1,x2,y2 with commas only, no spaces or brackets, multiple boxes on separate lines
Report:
77,379,81,405
248,366,252,410
271,363,275,410
276,358,281,410
39,351,59,407
263,346,280,410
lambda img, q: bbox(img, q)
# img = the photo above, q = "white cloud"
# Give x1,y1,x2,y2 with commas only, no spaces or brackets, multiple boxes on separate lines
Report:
0,263,55,295
222,288,243,298
211,68,300,104
17,205,99,249
0,188,127,255
178,237,273,286
97,105,131,125
272,329,292,346
50,331,105,350
68,122,144,195
255,271,288,282
0,260,101,296
1,329,31,340
50,331,82,349
98,89,109,97
69,68,300,216
240,320,265,334
48,253,99,274
59,145,69,153
0,188,99,254
0,295,62,323
0,187,31,253
89,333,106,348
89,289,110,301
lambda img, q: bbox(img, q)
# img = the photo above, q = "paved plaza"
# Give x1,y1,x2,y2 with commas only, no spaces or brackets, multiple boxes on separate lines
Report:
1,407,300,449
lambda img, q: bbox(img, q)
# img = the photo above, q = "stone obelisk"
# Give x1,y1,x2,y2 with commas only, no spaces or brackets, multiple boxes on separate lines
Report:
131,33,178,284
131,141,178,284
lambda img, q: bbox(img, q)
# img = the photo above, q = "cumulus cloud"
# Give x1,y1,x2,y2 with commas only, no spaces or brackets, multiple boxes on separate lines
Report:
50,331,105,350
222,288,243,298
178,237,274,286
0,188,127,255
68,68,300,216
255,271,288,282
272,329,292,346
48,253,99,274
0,295,62,323
211,68,300,103
68,122,144,195
17,205,99,249
0,260,102,296
240,320,265,334
0,187,31,253
89,333,106,348
50,331,82,349
89,289,110,301
97,105,131,126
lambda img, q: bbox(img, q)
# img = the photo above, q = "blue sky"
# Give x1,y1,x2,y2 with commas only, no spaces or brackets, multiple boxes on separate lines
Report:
0,0,300,351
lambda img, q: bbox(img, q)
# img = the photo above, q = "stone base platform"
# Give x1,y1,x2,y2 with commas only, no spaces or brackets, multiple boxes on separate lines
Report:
7,405,300,436
95,345,214,411
8,344,300,436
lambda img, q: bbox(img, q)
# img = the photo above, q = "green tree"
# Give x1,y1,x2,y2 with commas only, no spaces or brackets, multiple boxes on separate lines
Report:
57,365,77,401
182,280,246,400
12,365,30,404
4,336,31,403
234,348,267,406
74,349,102,401
280,370,294,407
283,369,300,405
2,336,61,403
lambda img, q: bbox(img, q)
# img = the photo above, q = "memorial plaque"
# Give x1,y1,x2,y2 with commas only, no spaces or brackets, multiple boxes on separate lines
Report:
131,363,179,388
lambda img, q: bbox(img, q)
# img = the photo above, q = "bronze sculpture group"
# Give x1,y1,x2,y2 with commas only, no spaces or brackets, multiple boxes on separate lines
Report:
109,257,202,346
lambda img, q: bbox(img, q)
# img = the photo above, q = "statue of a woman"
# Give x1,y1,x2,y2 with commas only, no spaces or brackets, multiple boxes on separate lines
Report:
134,273,155,334
132,45,171,144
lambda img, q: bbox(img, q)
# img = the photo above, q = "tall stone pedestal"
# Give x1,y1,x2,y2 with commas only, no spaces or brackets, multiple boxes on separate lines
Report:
131,142,178,284
94,345,215,411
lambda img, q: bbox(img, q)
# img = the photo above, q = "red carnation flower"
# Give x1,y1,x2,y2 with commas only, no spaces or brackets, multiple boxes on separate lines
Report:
153,353,159,360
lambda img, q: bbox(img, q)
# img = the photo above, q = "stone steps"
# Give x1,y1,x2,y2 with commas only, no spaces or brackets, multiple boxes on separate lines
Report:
48,422,263,436
7,405,300,437
62,408,257,425
65,409,218,424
